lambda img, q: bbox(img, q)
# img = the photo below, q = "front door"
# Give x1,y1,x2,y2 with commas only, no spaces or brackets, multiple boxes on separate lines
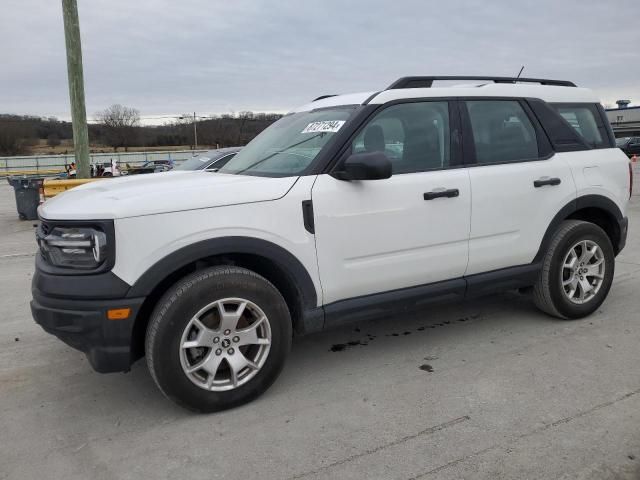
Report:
312,100,471,305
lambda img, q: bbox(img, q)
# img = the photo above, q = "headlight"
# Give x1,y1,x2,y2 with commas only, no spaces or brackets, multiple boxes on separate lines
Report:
38,226,107,269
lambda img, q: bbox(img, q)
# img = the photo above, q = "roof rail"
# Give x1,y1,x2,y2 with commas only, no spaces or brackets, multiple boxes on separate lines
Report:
312,94,338,101
387,76,577,89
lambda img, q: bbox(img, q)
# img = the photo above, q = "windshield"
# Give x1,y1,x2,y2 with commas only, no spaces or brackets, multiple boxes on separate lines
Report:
175,151,234,171
219,107,356,177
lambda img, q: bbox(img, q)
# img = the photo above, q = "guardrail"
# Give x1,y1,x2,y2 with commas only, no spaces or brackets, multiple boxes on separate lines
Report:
0,149,207,176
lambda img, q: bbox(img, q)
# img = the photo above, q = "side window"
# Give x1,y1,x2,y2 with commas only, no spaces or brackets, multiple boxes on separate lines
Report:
465,100,539,164
352,102,450,174
552,104,606,148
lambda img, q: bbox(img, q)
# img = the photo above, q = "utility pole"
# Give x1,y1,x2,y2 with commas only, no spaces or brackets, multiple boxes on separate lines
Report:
62,0,90,178
193,112,198,150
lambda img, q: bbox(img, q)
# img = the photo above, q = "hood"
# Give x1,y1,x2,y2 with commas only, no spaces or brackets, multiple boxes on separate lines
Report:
39,171,299,220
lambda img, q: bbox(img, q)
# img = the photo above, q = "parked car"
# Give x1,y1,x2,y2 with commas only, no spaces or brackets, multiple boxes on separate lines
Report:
96,158,121,177
123,159,173,175
66,159,120,178
174,147,241,171
616,137,640,157
32,76,631,412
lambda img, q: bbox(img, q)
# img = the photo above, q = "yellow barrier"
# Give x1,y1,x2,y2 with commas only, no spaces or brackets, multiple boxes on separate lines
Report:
0,169,64,177
43,178,104,199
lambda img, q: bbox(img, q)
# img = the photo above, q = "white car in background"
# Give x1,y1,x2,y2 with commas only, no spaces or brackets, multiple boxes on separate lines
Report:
174,147,241,171
67,158,121,178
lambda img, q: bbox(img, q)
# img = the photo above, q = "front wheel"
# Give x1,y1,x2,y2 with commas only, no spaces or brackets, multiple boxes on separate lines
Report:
145,266,292,412
533,220,615,319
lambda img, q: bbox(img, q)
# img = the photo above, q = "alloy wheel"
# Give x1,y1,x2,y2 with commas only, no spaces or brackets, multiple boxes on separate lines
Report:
561,239,606,305
179,298,271,391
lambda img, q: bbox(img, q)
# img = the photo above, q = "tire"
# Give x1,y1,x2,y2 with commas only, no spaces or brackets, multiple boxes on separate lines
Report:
533,220,615,319
145,266,292,413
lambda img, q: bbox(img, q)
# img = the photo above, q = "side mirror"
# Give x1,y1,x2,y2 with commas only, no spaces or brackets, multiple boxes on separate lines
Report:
333,152,392,181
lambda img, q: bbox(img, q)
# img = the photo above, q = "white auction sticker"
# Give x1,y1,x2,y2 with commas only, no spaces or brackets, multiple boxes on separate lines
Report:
301,120,345,134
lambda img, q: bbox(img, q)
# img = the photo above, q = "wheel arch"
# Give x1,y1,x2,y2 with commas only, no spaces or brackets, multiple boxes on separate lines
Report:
534,194,624,264
127,237,322,361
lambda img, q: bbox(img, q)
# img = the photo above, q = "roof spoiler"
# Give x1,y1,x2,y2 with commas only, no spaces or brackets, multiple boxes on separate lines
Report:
387,76,577,89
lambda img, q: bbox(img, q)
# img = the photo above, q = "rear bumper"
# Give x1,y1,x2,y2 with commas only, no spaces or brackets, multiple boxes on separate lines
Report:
31,272,145,373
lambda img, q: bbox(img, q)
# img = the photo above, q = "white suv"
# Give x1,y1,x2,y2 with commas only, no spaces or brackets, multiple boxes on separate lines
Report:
31,76,631,412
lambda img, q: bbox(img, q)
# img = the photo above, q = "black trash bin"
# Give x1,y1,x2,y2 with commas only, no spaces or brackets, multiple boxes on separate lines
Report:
7,176,44,221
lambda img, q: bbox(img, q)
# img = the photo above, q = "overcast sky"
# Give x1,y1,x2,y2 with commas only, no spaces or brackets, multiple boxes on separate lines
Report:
2,0,639,123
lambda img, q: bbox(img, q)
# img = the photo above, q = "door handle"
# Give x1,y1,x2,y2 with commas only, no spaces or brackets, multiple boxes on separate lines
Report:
534,177,561,188
423,188,459,200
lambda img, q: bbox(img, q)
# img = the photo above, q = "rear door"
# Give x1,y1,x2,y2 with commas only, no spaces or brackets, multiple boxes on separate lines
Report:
462,99,576,275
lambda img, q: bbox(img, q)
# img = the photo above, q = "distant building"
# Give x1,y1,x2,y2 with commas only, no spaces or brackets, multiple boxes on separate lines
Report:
605,100,640,138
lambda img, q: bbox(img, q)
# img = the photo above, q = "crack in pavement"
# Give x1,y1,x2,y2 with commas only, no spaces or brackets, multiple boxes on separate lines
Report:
408,387,640,479
0,252,36,259
287,416,471,480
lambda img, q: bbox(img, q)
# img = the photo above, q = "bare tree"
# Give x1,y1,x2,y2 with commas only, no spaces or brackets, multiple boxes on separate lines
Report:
96,104,140,152
236,111,254,144
0,118,34,155
47,133,61,147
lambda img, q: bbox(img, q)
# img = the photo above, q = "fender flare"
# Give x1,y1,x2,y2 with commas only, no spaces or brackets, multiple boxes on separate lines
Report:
125,236,318,310
533,194,624,263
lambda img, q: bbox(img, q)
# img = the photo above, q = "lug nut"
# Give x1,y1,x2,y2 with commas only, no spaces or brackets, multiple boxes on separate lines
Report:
224,329,231,335
215,348,222,356
232,336,240,343
227,348,235,355
213,337,220,343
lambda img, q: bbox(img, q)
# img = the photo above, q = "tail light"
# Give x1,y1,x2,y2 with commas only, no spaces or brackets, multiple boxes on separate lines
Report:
630,161,634,199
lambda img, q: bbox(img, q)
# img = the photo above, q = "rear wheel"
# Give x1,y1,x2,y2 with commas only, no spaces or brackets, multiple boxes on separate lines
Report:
533,220,615,319
145,266,291,412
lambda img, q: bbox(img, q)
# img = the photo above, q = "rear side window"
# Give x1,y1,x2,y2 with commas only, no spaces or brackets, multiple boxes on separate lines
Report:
551,104,607,148
465,100,539,164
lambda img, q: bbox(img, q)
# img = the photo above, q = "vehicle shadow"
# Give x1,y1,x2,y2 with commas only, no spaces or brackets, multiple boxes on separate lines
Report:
105,289,553,415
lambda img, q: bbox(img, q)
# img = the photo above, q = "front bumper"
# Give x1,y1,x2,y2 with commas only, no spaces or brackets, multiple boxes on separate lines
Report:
31,262,145,373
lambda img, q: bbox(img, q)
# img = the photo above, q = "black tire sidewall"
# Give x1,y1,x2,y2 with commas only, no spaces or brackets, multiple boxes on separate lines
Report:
547,223,615,319
148,268,292,412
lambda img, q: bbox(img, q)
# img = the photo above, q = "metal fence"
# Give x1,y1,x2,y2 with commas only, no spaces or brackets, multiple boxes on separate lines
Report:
0,150,208,176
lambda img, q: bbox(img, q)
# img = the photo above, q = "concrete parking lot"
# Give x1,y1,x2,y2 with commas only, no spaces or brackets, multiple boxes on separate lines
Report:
1,179,639,480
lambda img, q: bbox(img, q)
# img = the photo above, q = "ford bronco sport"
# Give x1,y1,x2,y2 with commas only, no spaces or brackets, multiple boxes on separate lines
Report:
31,76,631,412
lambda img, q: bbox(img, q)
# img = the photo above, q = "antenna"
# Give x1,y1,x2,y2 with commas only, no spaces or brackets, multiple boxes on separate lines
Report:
515,65,525,81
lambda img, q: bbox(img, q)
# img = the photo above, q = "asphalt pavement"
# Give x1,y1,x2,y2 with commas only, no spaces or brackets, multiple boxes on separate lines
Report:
1,177,639,480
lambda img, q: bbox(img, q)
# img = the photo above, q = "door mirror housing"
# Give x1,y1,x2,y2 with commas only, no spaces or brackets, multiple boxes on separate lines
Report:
333,152,392,181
